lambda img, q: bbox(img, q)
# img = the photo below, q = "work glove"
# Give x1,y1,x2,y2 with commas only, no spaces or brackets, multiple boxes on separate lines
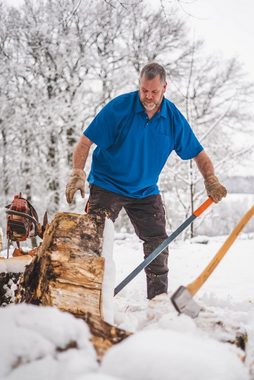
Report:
65,169,86,204
204,175,227,203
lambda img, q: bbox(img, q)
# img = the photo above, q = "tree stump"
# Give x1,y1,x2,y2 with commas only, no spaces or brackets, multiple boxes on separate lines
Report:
20,212,130,358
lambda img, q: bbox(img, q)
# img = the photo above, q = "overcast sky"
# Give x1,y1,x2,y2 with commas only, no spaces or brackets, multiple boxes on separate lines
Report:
180,0,254,80
3,0,254,82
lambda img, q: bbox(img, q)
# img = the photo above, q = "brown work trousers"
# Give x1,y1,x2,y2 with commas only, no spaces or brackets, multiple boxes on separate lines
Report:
86,184,169,299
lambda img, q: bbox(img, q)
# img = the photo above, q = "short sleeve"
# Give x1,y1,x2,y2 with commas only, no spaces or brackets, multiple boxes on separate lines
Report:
83,100,120,150
173,105,203,159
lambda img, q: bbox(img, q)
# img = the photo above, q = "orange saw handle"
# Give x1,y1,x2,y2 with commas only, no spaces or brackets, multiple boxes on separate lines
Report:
193,197,213,217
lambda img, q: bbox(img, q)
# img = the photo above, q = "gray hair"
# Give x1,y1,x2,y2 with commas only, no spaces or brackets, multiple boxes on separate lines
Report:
140,62,167,84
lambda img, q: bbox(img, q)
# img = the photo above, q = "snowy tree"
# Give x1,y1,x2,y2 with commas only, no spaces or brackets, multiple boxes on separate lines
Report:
0,0,253,239
160,42,254,237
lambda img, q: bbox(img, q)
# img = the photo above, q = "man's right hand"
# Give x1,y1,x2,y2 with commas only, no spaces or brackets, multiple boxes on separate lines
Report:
65,169,86,204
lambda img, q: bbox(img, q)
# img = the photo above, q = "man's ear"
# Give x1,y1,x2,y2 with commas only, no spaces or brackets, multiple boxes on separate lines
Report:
163,82,167,92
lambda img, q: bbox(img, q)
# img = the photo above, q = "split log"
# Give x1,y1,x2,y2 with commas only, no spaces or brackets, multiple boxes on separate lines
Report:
0,256,32,306
20,212,130,358
0,272,22,306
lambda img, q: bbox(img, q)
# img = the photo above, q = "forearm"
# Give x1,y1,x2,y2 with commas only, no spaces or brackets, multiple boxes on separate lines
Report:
72,135,93,170
194,150,215,180
194,150,227,202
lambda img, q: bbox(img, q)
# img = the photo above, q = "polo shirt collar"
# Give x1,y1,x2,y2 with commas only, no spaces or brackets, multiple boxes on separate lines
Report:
159,98,167,118
136,92,167,118
136,93,144,114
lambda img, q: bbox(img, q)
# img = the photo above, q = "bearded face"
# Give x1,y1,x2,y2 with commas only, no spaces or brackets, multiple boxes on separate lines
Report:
139,74,167,114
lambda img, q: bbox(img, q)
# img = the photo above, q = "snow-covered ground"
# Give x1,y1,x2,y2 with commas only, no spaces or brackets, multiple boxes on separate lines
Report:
1,229,254,379
112,232,254,377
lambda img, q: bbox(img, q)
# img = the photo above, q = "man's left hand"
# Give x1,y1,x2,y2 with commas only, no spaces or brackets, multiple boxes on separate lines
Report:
204,175,227,203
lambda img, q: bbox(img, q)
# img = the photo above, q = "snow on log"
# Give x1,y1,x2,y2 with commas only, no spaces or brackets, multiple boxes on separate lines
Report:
19,212,130,358
0,227,2,251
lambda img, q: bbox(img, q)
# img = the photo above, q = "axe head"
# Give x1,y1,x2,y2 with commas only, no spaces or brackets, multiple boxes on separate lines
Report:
171,285,201,319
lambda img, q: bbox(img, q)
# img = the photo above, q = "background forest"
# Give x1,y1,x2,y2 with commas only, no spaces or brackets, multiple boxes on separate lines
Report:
0,0,254,240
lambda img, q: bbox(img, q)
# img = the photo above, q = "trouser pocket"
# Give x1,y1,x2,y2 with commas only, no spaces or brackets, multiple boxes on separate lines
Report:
86,185,123,222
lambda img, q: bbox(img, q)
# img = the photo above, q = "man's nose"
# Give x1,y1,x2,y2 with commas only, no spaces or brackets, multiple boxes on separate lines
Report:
146,92,153,99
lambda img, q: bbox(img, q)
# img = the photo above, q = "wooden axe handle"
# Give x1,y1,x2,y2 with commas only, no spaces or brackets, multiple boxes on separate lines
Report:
187,205,254,296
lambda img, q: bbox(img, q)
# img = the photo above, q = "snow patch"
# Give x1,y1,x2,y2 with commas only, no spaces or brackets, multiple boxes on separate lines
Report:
101,329,248,380
0,256,32,273
78,374,123,380
0,304,98,380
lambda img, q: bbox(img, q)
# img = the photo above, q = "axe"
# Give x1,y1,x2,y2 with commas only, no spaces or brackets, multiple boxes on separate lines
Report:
171,205,254,318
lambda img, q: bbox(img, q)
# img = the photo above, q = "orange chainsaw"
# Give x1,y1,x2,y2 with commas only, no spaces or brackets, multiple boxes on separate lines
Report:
5,193,48,258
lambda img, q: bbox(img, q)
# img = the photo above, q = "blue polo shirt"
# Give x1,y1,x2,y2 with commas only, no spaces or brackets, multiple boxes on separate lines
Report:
83,91,203,198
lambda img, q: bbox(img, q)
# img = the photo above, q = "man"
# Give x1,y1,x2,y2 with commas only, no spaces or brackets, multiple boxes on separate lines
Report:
66,62,227,299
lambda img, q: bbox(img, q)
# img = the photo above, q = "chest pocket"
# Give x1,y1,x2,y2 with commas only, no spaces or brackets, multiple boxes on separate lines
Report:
148,120,174,160
152,118,171,137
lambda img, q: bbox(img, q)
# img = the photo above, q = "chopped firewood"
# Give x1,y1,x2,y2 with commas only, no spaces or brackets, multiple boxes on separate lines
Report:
0,256,32,306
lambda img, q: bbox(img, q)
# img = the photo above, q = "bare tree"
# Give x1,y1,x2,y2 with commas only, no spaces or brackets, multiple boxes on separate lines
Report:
1,0,253,238
160,42,254,237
